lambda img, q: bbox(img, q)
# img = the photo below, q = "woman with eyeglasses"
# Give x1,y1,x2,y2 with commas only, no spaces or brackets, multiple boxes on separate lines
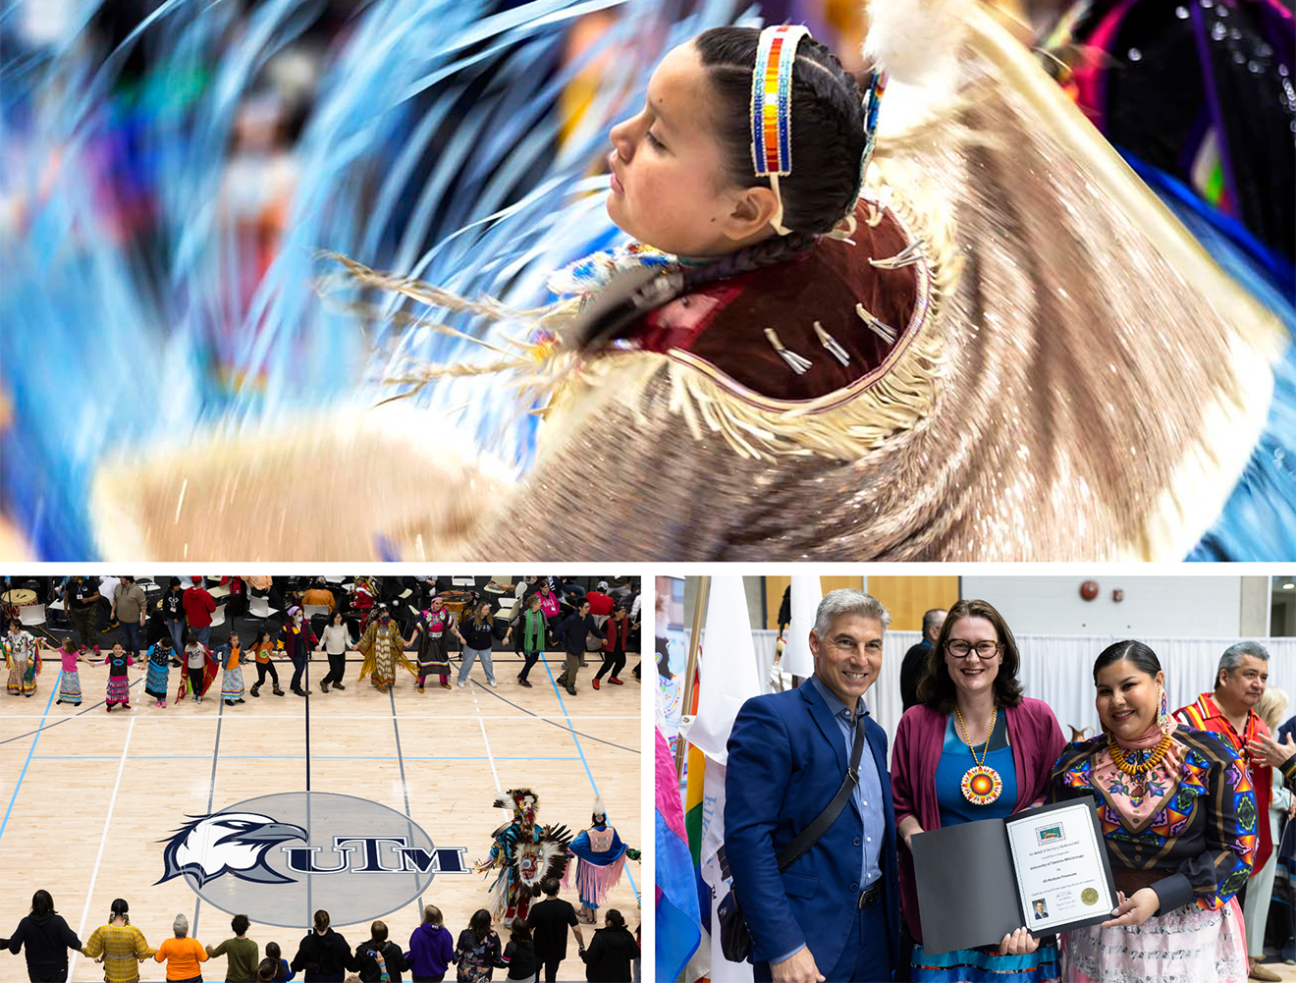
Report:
891,599,1067,982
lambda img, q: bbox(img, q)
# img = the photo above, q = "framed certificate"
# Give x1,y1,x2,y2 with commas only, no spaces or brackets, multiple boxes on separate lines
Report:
912,796,1118,954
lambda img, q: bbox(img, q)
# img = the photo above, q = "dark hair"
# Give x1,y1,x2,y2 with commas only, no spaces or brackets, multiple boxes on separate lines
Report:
232,913,250,936
31,890,55,917
110,898,129,921
470,909,491,941
170,577,182,589
256,630,273,646
265,941,281,960
370,920,388,943
1093,640,1162,683
509,918,531,943
917,599,1025,712
332,611,344,624
541,877,560,896
61,637,76,653
314,910,330,932
605,909,626,929
256,957,279,982
185,629,198,646
578,26,866,350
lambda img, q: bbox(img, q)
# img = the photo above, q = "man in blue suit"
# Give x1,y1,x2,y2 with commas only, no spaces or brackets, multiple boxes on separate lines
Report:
725,590,900,983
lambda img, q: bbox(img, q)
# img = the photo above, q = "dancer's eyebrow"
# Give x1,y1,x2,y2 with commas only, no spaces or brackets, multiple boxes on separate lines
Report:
648,98,672,132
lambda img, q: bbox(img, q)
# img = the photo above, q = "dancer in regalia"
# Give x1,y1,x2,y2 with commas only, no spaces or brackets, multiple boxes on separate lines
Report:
5,621,43,698
564,798,640,924
407,595,462,693
475,788,573,922
353,603,416,692
143,635,175,708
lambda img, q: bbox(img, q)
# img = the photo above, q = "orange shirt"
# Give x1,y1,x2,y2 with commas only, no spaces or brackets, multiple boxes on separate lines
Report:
155,936,208,980
227,645,242,671
251,641,274,664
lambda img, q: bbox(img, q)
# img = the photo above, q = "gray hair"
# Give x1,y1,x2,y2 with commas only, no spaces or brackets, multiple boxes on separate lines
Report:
921,608,947,637
813,590,891,638
173,913,188,937
1217,640,1269,686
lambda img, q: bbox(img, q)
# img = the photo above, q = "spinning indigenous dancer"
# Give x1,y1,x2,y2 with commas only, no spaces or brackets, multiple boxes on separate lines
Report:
474,788,573,922
80,0,1294,562
354,604,416,692
4,621,42,698
564,798,640,924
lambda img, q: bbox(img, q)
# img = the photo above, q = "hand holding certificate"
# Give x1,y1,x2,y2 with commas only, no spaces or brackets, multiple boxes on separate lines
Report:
912,797,1117,955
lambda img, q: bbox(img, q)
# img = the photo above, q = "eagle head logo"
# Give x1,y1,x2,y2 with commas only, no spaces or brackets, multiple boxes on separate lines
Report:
156,812,307,887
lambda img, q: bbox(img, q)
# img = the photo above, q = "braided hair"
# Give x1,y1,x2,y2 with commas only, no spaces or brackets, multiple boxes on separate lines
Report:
578,27,867,350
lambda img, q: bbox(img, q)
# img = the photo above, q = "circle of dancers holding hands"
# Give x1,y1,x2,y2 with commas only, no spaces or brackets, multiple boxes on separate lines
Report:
2,578,640,710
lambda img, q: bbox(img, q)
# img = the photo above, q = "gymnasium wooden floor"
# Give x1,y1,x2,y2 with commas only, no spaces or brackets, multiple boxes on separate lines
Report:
0,646,641,982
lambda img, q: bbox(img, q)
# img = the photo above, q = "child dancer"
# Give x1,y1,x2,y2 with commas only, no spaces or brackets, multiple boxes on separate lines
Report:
144,635,174,708
103,642,134,712
56,637,89,706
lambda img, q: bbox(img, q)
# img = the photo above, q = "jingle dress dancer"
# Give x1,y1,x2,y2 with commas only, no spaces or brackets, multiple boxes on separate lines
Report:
355,604,416,692
87,0,1294,563
1048,642,1254,983
563,799,640,924
5,622,42,698
408,596,460,693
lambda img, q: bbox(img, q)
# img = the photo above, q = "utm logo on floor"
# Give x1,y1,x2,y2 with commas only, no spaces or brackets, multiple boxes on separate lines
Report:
155,792,469,927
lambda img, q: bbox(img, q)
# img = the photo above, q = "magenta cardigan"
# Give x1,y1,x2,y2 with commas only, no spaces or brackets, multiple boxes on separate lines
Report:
890,697,1067,944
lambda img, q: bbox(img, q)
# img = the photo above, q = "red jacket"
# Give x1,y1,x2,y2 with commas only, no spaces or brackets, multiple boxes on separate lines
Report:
182,587,217,627
891,698,1067,944
585,591,615,618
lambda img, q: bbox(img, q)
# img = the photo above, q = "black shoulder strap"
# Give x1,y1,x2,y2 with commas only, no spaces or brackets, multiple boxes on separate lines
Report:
775,714,866,873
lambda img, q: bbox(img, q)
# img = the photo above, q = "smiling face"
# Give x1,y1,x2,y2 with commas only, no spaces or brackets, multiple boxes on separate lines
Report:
943,616,1003,701
606,42,777,257
1095,659,1165,741
1216,655,1268,711
809,612,883,708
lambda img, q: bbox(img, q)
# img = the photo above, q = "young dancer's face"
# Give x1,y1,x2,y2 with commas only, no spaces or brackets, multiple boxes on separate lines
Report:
607,42,777,257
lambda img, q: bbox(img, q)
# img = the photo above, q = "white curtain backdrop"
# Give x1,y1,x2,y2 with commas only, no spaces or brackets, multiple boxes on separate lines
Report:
688,630,1296,765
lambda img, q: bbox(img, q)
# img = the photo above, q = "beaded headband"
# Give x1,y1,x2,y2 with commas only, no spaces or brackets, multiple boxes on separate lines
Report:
751,25,888,239
751,24,810,236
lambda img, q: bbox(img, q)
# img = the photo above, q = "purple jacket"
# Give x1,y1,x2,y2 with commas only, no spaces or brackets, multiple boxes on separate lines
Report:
890,697,1066,943
405,923,454,978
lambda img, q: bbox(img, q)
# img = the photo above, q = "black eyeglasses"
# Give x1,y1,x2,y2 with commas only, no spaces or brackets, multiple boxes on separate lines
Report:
945,640,1002,659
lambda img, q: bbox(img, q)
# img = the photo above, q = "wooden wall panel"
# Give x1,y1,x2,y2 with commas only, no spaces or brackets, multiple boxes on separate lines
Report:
761,575,866,630
867,576,961,631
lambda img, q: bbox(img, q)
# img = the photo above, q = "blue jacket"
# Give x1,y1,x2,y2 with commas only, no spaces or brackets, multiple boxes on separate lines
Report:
724,679,900,973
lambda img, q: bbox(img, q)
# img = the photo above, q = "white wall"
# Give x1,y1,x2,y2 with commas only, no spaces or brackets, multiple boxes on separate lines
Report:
960,576,1242,638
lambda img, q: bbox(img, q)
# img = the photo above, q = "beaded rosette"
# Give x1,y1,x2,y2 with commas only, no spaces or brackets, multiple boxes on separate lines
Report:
961,765,1003,805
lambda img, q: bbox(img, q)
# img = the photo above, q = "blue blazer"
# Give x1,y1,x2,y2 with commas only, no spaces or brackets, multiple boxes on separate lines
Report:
724,679,900,974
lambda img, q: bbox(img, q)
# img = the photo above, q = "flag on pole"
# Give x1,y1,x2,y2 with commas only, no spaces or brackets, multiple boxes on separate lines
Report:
680,577,762,983
781,575,822,679
656,725,702,982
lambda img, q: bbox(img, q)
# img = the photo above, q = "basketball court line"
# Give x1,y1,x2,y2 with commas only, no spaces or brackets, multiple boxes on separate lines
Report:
0,674,59,842
475,685,641,754
69,717,136,982
539,661,641,904
190,695,228,938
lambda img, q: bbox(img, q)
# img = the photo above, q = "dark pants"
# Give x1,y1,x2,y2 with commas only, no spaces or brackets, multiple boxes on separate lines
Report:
166,617,186,652
321,653,346,686
519,649,541,682
412,975,447,983
189,666,205,697
71,607,97,648
27,968,68,983
539,955,562,983
291,654,307,691
254,661,280,687
753,894,889,983
120,621,142,656
594,651,626,681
